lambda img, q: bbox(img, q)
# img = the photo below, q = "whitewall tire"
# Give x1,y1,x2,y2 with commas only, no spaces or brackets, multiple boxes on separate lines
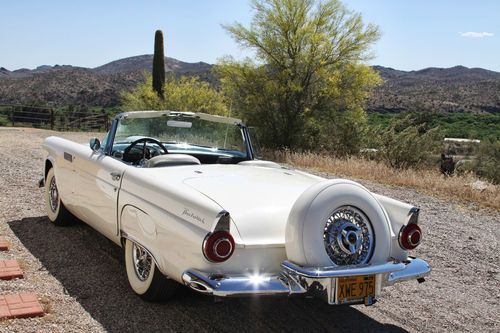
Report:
124,239,177,301
45,168,73,226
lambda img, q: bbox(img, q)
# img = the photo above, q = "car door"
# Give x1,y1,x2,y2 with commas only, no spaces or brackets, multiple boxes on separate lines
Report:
71,145,127,245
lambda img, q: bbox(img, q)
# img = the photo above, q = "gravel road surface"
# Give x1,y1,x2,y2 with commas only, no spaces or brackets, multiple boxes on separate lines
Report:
0,127,498,332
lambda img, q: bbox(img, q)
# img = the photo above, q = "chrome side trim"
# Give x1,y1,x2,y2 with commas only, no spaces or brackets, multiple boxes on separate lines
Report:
235,243,286,249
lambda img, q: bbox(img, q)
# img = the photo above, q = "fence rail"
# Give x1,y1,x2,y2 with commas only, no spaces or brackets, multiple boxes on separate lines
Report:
0,104,111,132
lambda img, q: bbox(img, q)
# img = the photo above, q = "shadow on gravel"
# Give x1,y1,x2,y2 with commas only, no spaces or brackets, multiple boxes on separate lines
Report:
9,217,408,333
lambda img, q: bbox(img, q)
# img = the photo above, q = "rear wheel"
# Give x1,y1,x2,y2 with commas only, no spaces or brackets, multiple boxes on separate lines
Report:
45,168,74,226
124,239,177,301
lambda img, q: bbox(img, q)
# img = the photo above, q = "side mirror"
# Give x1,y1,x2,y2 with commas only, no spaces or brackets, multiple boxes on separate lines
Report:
89,138,101,152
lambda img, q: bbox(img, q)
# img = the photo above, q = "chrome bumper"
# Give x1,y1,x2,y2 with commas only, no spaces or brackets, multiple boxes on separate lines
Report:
182,257,431,305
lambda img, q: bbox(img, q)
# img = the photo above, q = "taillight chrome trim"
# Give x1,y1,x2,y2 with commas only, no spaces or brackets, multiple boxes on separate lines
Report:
213,237,233,259
407,228,421,247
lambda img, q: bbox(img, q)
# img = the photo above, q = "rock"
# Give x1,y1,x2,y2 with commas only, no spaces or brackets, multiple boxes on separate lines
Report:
470,180,488,191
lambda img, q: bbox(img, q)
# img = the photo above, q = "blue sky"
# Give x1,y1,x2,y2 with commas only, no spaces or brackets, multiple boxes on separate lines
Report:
1,0,498,71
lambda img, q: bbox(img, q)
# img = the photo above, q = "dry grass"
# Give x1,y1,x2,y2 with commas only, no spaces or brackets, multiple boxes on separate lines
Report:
268,150,500,210
39,295,53,314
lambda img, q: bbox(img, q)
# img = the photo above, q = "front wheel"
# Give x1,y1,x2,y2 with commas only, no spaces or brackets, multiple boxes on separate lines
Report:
124,239,177,301
45,168,74,226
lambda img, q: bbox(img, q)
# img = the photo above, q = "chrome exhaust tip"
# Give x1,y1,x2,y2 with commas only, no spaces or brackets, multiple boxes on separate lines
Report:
182,272,214,294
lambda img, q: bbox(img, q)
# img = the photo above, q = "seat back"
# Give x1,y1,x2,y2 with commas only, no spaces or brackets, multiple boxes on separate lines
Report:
146,154,201,168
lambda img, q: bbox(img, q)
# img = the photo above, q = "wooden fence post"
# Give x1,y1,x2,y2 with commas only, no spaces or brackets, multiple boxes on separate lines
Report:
102,112,109,131
50,109,54,130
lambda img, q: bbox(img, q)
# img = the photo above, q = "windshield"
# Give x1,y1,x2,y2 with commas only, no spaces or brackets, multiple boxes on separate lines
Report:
113,113,248,158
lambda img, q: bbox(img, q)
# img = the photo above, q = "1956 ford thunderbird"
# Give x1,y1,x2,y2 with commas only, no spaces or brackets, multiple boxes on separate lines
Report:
40,110,430,305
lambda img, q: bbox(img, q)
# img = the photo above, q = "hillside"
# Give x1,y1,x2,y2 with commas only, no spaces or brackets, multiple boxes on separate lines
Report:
1,55,499,113
370,66,500,113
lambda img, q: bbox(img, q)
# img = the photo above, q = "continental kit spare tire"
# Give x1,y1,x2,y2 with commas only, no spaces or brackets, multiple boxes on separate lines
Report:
285,179,391,267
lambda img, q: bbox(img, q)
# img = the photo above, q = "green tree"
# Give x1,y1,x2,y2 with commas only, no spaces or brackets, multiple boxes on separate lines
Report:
153,30,166,98
216,0,380,151
122,74,229,116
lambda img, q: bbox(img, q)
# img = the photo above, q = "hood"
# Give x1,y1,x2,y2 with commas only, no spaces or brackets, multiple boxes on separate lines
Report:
182,164,321,245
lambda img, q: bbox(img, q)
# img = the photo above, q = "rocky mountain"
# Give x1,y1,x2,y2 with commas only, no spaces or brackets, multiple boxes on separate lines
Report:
370,66,500,113
0,56,213,107
93,55,212,75
1,55,499,113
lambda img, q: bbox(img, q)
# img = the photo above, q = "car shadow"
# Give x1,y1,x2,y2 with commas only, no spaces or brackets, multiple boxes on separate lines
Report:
9,217,408,333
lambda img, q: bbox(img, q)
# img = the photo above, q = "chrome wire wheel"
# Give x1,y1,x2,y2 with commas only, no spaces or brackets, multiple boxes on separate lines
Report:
323,206,374,265
48,176,59,213
132,242,153,281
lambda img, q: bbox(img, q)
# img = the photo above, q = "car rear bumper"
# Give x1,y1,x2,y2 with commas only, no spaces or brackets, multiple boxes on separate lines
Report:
181,257,431,305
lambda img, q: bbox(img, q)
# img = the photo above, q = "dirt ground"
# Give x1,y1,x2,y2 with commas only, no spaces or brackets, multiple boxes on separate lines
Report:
0,127,499,333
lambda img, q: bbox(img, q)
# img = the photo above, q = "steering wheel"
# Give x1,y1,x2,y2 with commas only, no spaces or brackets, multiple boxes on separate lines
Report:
123,137,168,165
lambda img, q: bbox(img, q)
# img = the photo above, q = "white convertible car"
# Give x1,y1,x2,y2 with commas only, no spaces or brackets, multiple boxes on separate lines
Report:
40,110,430,305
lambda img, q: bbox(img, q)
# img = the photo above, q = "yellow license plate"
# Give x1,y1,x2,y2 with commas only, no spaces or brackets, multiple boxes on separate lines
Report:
336,275,375,303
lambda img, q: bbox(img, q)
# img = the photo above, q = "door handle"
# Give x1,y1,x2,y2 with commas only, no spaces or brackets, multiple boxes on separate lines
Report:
110,171,121,181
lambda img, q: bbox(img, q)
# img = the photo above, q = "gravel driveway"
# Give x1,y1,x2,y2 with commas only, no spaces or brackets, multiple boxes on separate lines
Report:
0,127,499,333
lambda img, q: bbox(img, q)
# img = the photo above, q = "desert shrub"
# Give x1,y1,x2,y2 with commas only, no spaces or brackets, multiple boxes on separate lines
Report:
473,139,500,184
0,115,8,126
121,74,228,116
306,109,368,157
373,117,440,169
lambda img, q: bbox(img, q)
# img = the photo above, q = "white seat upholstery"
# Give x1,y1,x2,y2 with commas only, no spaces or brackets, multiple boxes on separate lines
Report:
146,154,201,168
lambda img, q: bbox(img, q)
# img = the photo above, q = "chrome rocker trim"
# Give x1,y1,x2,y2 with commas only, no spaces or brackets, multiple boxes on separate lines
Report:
182,257,431,306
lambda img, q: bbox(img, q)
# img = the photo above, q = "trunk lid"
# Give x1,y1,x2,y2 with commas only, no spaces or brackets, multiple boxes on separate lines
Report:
182,164,321,245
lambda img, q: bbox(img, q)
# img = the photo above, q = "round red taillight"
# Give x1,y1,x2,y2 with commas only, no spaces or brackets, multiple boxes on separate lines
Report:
399,223,422,250
203,231,235,262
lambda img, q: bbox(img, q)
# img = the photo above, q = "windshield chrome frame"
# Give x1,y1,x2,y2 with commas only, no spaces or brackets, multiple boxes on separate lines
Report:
104,111,254,160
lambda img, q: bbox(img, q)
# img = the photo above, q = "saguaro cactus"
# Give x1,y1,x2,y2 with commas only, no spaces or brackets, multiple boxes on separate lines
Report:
152,30,165,98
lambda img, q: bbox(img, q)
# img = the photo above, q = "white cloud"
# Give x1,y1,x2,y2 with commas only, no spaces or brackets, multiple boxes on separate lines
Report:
460,31,494,38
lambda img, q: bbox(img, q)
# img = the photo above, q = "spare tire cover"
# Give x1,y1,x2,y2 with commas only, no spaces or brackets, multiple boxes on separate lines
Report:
285,179,391,267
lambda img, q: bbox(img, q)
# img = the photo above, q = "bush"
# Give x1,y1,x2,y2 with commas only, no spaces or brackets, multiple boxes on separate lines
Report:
473,139,500,184
372,117,440,169
121,74,228,116
302,108,368,157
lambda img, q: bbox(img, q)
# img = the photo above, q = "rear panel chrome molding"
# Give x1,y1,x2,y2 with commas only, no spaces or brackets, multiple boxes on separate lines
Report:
181,257,431,305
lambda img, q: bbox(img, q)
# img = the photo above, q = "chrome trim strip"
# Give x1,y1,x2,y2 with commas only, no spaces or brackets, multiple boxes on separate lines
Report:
118,110,242,125
235,243,286,249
